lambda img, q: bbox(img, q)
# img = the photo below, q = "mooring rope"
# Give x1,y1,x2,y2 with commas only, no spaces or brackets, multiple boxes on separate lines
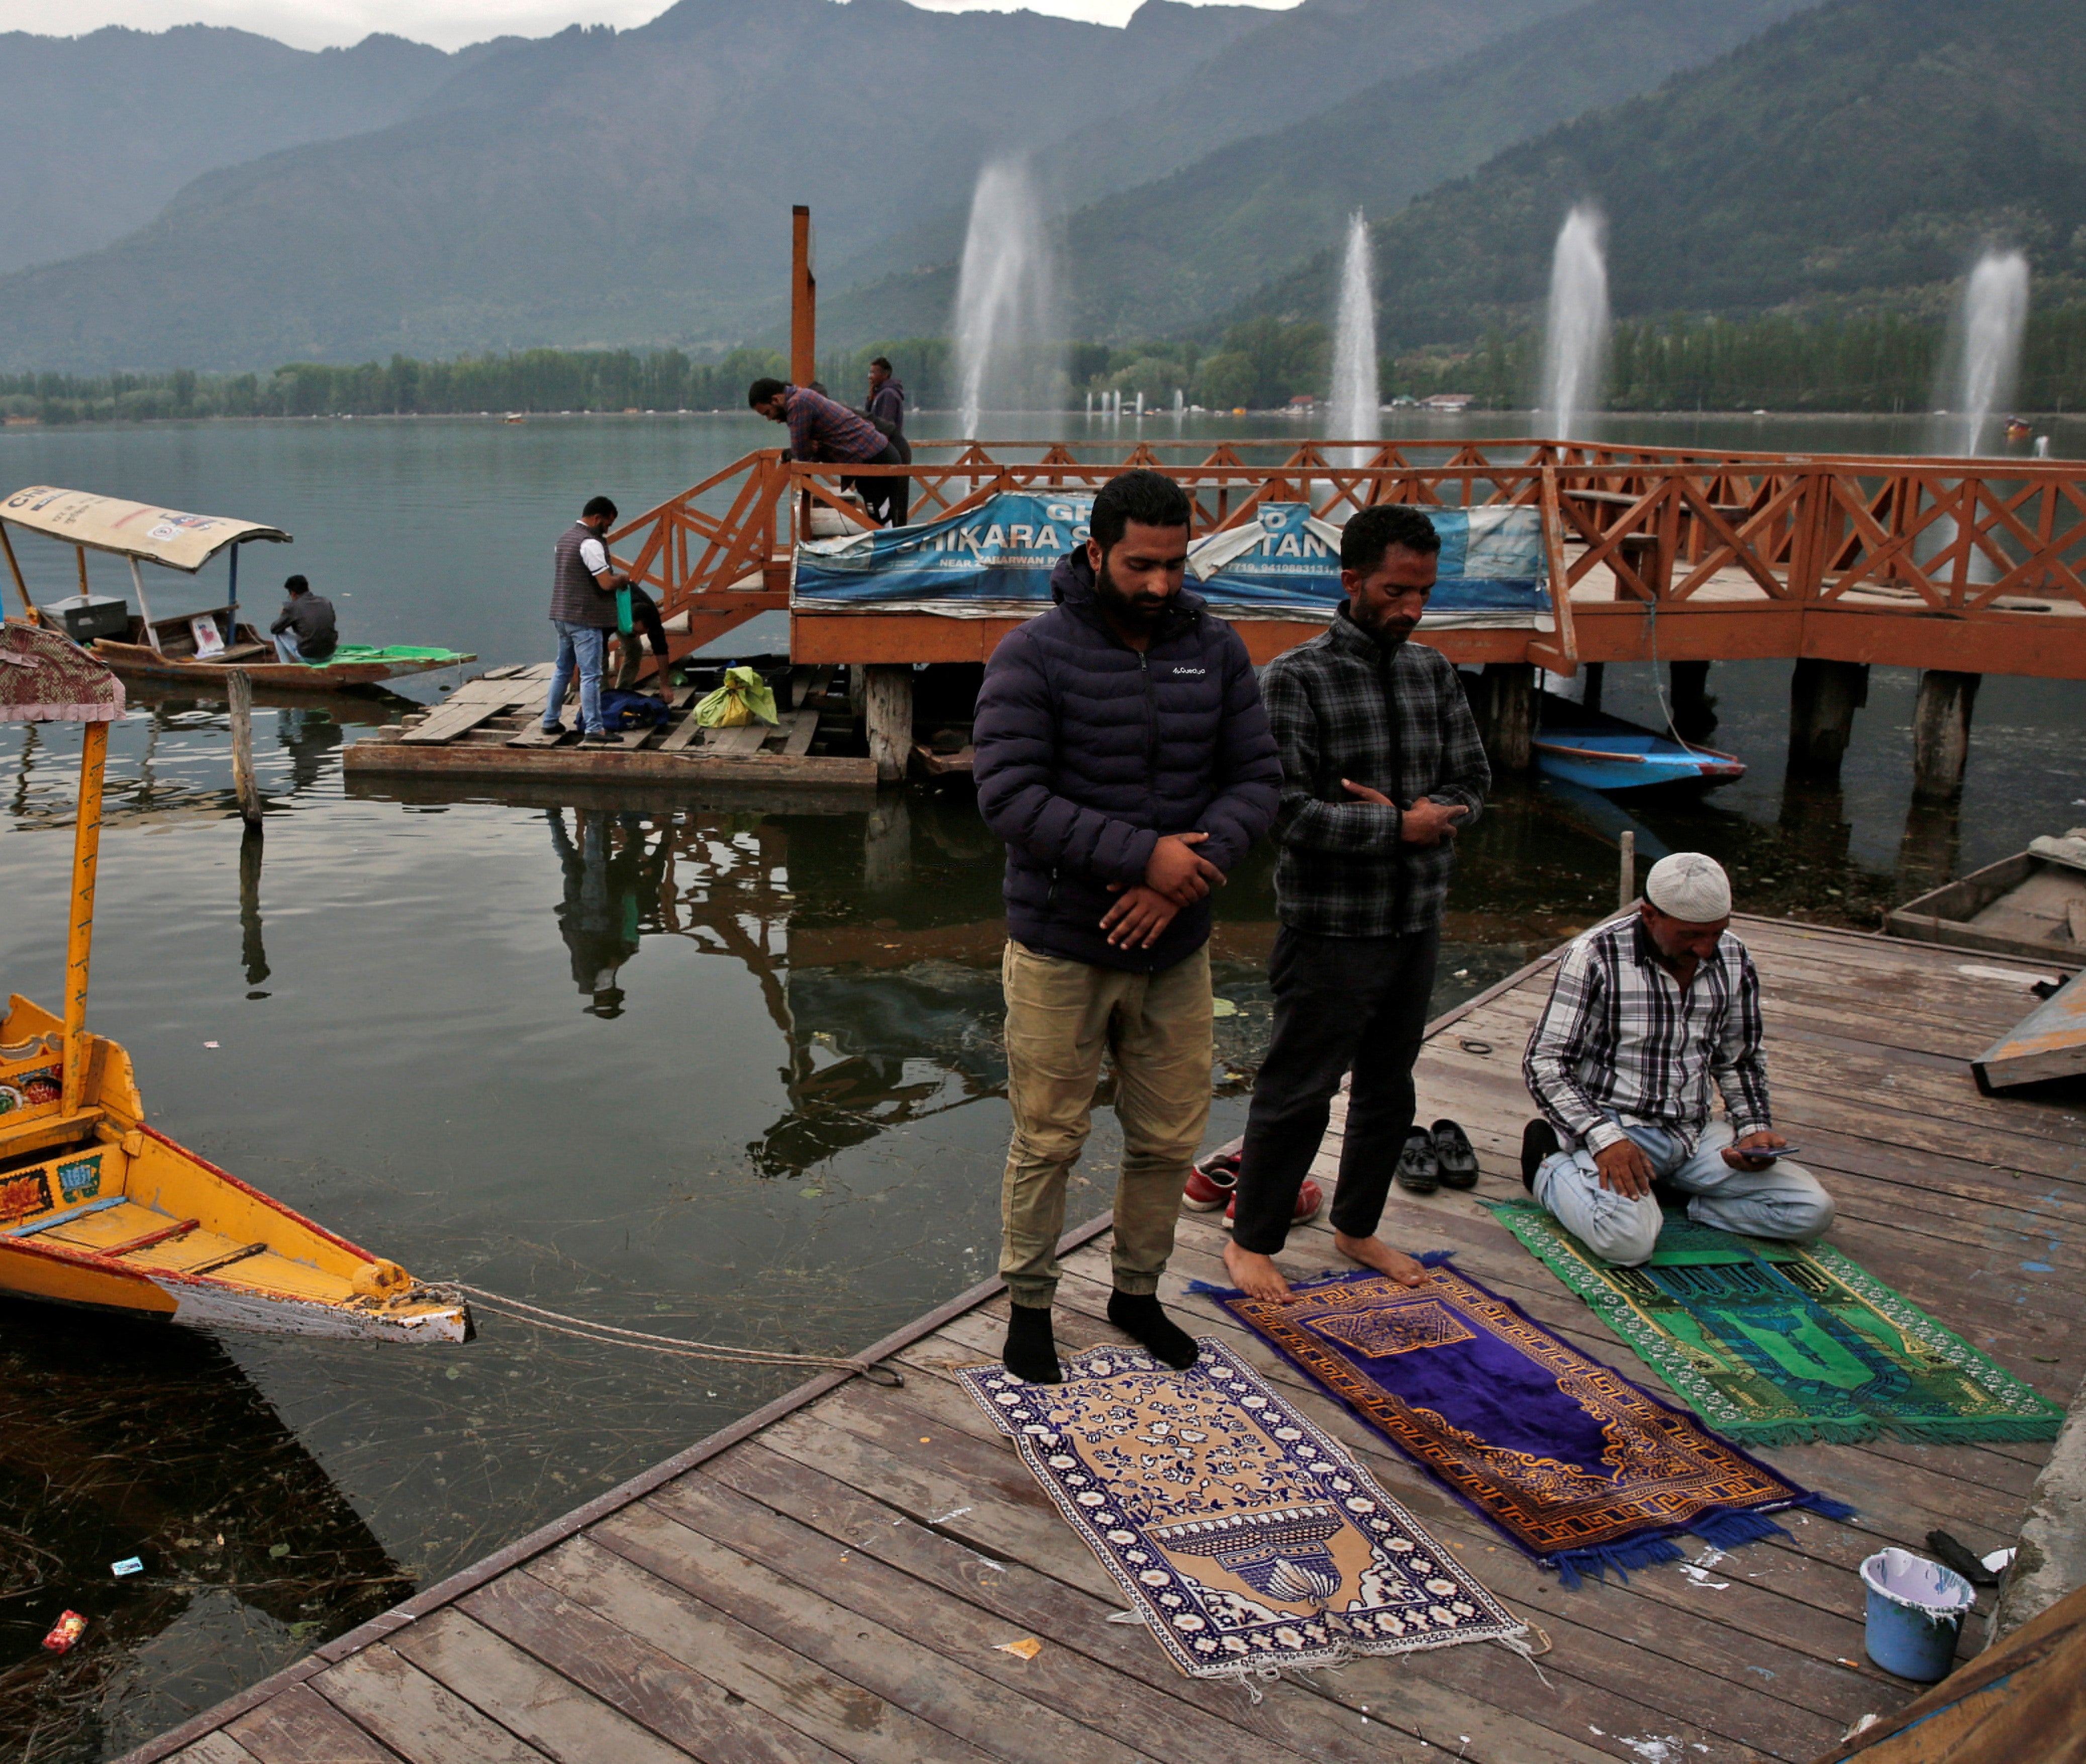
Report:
437,1283,904,1387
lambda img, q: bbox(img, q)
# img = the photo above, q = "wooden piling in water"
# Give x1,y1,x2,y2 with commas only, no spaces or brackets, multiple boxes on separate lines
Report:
1470,661,1534,771
1668,660,1715,743
226,669,264,828
1786,658,1868,780
1911,669,1981,802
863,664,912,786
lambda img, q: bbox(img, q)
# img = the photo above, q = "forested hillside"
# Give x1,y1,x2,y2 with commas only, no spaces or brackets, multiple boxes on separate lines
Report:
0,0,1558,372
1242,0,2086,348
815,0,1821,347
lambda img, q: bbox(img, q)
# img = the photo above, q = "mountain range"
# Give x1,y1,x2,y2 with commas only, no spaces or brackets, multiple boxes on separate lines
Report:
0,26,506,276
1246,0,2086,346
0,0,2074,374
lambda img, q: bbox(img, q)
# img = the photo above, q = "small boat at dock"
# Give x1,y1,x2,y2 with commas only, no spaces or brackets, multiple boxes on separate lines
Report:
1532,691,1745,793
1,484,472,693
1888,834,2086,965
0,618,470,1343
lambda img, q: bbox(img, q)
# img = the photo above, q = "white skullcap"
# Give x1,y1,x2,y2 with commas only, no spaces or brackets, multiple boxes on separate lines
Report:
1644,852,1732,923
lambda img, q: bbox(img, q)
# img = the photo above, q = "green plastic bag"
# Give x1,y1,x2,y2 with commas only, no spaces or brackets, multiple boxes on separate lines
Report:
614,586,633,636
693,665,779,728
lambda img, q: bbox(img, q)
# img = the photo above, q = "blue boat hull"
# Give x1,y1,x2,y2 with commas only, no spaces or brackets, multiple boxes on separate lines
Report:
1533,729,1744,794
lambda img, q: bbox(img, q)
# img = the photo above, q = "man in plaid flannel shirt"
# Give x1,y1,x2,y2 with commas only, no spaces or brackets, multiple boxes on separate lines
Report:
1520,851,1834,1266
1222,503,1490,1301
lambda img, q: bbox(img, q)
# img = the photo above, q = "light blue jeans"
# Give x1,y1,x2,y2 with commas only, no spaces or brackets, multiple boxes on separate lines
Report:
272,632,303,662
545,621,607,734
1535,1117,1835,1267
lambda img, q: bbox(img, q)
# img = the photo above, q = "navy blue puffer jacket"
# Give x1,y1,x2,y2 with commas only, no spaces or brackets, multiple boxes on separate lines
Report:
973,550,1281,972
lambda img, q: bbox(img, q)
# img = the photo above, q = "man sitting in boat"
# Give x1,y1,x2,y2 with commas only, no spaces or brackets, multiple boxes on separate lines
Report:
268,575,337,665
1519,852,1835,1266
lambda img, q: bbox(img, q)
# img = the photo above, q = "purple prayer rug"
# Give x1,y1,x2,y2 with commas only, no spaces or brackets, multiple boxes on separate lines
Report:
1199,1258,1854,1587
956,1338,1531,1682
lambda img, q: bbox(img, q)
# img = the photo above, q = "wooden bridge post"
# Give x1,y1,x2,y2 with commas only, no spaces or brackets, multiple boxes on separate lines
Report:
789,206,816,388
864,664,912,785
1470,662,1534,772
226,669,264,828
1910,669,1981,802
1785,659,1867,780
1669,660,1716,743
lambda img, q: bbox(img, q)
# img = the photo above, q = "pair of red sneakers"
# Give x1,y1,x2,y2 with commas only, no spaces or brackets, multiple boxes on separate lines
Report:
1181,1147,1324,1228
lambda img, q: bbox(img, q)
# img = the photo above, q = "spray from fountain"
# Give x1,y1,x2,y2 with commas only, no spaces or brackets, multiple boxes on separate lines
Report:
1330,211,1379,464
1941,250,2030,456
953,160,1060,438
1539,206,1610,440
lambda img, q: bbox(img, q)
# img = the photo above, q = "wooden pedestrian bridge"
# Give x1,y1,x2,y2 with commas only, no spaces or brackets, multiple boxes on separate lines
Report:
358,438,2086,796
612,435,2085,669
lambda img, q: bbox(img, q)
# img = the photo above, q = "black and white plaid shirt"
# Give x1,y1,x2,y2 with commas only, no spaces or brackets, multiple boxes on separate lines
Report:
1524,913,1773,1155
1262,606,1490,937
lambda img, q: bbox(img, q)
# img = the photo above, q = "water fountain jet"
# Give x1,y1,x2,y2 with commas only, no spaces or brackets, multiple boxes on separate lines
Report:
1330,211,1379,465
1939,250,2030,457
952,161,1060,438
1540,206,1609,441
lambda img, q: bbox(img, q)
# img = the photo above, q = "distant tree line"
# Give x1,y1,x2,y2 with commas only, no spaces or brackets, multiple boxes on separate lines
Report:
7,307,2086,426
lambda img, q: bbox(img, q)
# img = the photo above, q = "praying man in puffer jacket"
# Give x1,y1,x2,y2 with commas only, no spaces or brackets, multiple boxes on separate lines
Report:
973,469,1282,1385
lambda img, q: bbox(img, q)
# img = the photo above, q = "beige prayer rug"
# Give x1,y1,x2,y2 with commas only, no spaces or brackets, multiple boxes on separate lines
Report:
958,1338,1530,1681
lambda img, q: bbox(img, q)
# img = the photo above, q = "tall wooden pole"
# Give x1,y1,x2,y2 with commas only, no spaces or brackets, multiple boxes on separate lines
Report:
61,720,110,1116
790,205,816,388
0,521,32,617
227,668,263,829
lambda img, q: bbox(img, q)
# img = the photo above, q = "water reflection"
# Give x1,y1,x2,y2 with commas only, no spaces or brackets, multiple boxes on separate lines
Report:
237,828,268,993
0,1303,405,1759
547,808,668,1018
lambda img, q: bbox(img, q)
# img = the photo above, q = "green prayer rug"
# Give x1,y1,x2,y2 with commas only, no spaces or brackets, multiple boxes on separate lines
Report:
1483,1199,2065,1447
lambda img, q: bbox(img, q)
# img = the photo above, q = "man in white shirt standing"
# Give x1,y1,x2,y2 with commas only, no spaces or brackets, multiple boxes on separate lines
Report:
545,495,627,747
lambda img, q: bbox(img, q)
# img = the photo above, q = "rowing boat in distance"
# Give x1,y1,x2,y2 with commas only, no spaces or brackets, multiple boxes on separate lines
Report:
0,617,471,1344
92,607,473,692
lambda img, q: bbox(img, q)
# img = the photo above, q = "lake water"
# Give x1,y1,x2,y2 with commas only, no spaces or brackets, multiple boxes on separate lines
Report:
2,411,2082,1760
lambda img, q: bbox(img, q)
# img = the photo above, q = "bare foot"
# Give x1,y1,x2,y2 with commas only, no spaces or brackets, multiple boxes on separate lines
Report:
1223,1240,1295,1302
1333,1232,1429,1288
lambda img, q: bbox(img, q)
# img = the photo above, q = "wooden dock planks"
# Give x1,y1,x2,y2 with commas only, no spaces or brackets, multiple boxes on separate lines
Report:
126,918,2086,1764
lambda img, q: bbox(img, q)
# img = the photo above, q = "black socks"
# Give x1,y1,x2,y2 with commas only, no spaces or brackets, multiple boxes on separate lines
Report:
1003,1303,1062,1384
1108,1290,1199,1371
1521,1117,1560,1191
1004,1295,1200,1382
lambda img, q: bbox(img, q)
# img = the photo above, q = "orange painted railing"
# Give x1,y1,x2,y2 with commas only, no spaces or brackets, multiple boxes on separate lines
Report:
606,440,2086,677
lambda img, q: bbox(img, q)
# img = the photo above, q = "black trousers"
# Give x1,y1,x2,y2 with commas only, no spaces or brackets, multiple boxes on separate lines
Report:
847,440,910,528
1231,925,1440,1254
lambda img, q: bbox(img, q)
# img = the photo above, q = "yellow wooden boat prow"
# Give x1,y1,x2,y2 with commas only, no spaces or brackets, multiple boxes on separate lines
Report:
1,617,470,1343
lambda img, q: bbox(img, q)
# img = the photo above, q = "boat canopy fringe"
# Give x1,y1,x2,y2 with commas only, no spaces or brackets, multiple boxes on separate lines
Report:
0,618,126,722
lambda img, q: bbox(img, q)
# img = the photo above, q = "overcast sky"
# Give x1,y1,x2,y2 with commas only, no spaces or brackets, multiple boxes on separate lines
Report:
0,0,1296,53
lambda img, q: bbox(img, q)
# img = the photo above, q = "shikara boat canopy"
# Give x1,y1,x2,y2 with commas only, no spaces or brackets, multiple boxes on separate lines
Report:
0,617,125,722
1,484,290,572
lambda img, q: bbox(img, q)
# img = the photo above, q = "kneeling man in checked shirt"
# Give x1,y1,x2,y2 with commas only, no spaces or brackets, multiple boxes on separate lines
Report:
1222,503,1490,1301
1520,851,1835,1266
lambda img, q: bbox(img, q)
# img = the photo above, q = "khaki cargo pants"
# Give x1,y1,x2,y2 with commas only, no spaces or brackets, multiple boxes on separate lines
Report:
999,939,1213,1309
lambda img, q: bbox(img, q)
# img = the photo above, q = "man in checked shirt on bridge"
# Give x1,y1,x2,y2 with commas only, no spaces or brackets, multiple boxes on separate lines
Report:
1520,851,1835,1266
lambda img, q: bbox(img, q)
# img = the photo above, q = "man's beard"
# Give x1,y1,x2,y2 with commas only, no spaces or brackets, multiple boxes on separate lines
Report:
1351,597,1415,645
1095,557,1171,632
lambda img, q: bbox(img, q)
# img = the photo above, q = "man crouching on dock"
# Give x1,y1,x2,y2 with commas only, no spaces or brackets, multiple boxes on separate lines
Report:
973,469,1281,1383
1221,503,1489,1302
1520,852,1835,1266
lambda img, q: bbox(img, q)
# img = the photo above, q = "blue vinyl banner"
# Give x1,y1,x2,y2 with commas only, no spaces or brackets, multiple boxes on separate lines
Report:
795,492,1088,605
1187,504,1547,616
792,493,1547,624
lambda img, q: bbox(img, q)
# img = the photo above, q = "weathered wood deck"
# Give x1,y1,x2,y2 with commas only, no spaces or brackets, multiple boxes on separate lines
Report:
343,661,877,788
123,917,2084,1764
